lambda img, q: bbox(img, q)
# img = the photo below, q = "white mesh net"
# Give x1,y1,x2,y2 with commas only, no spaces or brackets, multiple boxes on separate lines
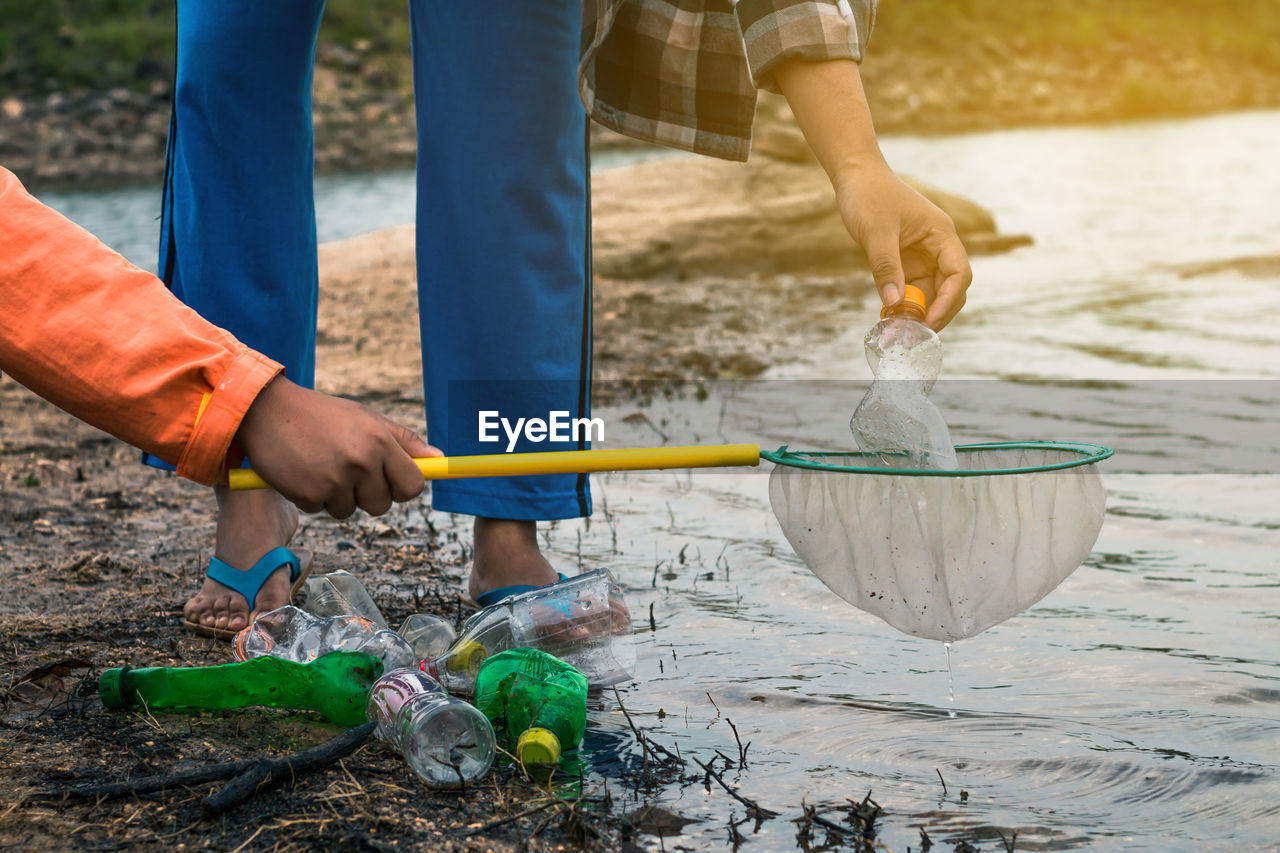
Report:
768,447,1107,642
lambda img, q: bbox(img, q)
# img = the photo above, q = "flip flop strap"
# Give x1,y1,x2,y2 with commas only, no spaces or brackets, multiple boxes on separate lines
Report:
474,573,568,609
206,547,301,614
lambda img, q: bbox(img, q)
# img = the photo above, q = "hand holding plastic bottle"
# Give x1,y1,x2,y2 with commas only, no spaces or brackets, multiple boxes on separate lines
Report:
850,284,958,470
769,57,972,332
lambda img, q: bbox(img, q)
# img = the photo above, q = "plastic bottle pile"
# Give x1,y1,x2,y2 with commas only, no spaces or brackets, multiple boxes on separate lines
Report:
226,567,633,788
234,606,417,671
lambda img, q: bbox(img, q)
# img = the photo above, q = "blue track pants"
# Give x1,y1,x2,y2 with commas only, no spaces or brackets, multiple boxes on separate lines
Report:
159,0,592,520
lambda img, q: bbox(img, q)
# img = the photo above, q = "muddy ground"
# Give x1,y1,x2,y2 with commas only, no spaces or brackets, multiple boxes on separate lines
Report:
0,228,883,850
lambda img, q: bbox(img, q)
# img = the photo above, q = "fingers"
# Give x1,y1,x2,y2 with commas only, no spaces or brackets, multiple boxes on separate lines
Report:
865,231,906,308
923,230,973,331
324,486,357,520
292,495,326,515
386,417,439,459
378,418,431,504
385,448,425,504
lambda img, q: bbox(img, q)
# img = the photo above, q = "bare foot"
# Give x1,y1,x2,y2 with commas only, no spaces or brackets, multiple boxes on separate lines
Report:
183,485,299,635
467,517,559,603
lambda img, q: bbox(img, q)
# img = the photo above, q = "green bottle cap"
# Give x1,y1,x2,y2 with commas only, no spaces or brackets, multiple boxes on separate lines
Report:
98,667,131,708
517,727,561,771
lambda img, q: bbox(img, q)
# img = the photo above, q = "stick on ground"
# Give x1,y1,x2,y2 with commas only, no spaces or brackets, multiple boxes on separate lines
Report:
53,760,257,800
203,722,377,816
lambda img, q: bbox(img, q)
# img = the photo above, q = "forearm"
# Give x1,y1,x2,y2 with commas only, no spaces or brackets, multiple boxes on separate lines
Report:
772,57,889,191
0,166,282,484
770,58,972,328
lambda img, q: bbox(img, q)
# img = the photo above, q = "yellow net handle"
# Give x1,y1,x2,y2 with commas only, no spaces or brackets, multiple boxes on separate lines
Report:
228,444,762,491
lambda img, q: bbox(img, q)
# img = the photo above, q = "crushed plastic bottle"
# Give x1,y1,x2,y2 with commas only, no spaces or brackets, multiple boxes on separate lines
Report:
100,651,381,726
301,569,387,626
474,649,587,778
850,284,958,470
397,613,457,662
423,569,635,696
366,667,495,788
235,605,415,672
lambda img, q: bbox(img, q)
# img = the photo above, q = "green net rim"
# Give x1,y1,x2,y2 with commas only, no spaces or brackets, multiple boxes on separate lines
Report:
760,441,1114,477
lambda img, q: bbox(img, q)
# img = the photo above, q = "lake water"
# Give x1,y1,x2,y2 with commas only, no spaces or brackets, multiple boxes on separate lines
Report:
36,110,1280,850
572,110,1280,852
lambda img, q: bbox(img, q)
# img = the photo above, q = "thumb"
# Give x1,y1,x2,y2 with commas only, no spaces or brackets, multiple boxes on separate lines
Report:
865,232,905,308
384,418,440,459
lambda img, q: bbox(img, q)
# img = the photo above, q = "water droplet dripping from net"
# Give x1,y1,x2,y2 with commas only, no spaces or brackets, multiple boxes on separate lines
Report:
943,642,956,718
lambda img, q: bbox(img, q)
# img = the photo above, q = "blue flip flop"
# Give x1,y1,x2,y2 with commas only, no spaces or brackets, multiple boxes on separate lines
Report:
469,573,568,609
183,547,313,640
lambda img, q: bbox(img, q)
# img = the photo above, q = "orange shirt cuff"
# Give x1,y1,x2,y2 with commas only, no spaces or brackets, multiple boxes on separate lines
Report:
175,350,283,486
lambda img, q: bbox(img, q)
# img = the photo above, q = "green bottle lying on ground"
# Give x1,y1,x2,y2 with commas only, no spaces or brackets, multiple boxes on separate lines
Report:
98,651,382,726
474,648,588,777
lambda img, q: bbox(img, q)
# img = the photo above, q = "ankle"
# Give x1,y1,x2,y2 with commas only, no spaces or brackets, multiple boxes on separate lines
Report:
213,486,299,568
470,517,556,590
474,517,538,552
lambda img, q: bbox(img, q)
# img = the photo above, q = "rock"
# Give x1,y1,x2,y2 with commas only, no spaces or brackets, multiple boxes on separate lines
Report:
591,116,1030,279
1171,253,1280,279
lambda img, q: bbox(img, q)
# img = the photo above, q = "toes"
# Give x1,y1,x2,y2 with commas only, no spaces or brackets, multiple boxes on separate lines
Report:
210,593,235,631
226,607,249,632
185,591,212,624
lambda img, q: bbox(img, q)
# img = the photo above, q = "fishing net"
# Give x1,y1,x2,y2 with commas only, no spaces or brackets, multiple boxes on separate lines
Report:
764,442,1111,642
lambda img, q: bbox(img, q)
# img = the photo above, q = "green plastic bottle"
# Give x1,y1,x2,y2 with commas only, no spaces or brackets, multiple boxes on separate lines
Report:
98,651,383,726
473,648,587,777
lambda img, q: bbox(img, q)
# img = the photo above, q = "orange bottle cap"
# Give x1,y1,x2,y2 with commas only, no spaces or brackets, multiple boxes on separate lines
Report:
880,284,928,320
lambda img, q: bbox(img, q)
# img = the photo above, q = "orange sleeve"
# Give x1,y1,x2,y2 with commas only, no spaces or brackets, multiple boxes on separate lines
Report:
0,166,283,485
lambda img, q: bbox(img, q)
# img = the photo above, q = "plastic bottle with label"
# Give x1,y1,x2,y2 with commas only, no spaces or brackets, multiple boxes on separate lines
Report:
423,570,635,696
849,284,958,470
366,667,496,787
474,648,587,778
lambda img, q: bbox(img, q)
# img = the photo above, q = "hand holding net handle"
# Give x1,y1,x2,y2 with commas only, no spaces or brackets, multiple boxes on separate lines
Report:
227,444,763,491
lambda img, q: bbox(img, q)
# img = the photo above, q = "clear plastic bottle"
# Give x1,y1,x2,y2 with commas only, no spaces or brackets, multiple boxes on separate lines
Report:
474,649,588,779
850,284,958,470
300,570,387,626
423,569,635,696
235,605,415,671
366,667,496,788
397,613,457,662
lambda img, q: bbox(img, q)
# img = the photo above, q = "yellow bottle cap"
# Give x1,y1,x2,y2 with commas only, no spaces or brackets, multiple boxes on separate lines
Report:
880,284,928,320
517,727,562,772
445,639,488,673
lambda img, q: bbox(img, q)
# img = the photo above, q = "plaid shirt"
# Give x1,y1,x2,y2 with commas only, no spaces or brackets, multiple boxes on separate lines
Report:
580,0,877,162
